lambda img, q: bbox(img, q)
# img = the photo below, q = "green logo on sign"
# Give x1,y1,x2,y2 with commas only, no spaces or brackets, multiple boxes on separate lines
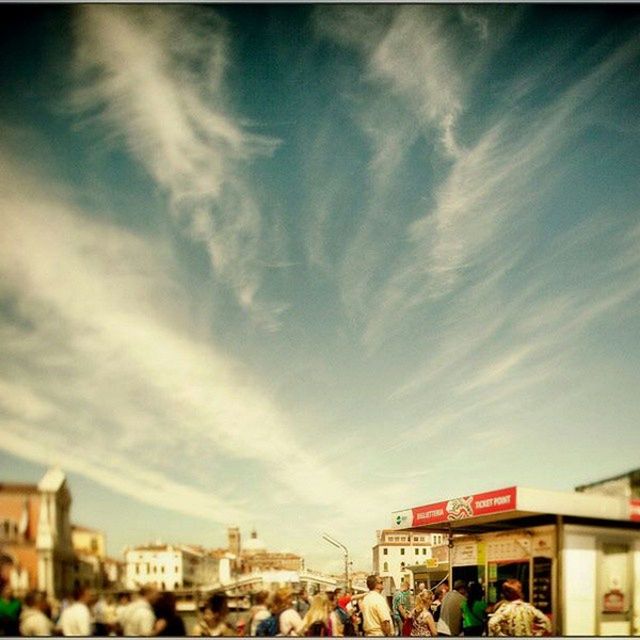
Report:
396,515,402,525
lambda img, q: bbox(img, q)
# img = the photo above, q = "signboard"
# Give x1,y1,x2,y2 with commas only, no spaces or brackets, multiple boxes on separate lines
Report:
452,542,478,566
424,558,439,568
630,499,640,522
395,487,517,528
392,509,413,530
603,589,625,613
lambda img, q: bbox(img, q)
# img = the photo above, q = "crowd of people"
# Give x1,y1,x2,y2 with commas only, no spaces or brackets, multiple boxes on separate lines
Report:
375,576,552,638
0,574,552,637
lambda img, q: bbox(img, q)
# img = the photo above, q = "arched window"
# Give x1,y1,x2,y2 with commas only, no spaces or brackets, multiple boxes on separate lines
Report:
383,562,389,572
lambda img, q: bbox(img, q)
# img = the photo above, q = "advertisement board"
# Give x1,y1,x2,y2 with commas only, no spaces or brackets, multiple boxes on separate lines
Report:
398,487,518,528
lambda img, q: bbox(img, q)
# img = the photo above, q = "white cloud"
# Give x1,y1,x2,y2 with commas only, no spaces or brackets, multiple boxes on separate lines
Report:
71,5,280,313
0,148,377,541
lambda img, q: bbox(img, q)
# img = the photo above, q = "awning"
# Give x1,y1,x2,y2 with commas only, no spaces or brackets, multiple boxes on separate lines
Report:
392,486,640,533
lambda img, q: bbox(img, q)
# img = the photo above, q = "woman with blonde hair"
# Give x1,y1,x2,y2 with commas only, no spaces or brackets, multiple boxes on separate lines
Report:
272,587,304,636
410,590,437,637
300,594,331,637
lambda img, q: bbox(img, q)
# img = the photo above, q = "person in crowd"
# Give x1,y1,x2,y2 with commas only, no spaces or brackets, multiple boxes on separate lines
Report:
294,589,310,619
461,582,487,637
193,593,234,637
300,593,330,637
153,591,186,636
487,579,551,637
392,578,413,636
57,585,94,636
114,592,132,635
271,587,304,636
410,590,437,638
19,590,54,636
246,590,271,636
436,580,467,637
360,575,392,637
0,580,22,636
121,584,158,636
329,589,356,637
431,584,448,623
92,593,111,636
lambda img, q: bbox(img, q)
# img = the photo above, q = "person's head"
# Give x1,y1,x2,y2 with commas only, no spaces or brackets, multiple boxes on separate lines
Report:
367,575,384,592
467,582,484,606
334,587,344,599
417,582,426,593
326,590,337,606
422,590,434,607
501,579,523,602
272,587,294,614
154,592,177,619
306,594,329,622
1,581,13,600
255,590,269,606
453,579,468,596
202,593,228,625
118,592,131,605
401,578,411,591
24,590,43,609
73,585,94,604
140,584,159,605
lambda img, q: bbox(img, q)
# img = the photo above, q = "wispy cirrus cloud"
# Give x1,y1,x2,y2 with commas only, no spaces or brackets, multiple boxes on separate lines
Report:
71,5,280,314
0,146,380,546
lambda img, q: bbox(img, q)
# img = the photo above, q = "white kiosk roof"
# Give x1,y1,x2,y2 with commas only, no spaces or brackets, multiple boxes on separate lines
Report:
392,486,640,532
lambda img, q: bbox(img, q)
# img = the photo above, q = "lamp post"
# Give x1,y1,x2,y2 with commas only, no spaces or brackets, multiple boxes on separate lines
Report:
322,533,350,591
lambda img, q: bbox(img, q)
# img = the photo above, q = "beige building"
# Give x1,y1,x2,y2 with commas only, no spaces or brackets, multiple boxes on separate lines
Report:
72,525,106,559
124,543,217,591
372,529,444,592
237,529,303,573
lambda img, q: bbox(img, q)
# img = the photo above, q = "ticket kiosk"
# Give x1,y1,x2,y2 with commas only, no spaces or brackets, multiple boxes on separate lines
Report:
392,486,640,635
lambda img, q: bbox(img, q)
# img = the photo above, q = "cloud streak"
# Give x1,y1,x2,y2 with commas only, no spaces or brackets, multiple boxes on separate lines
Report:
71,5,280,313
0,147,378,544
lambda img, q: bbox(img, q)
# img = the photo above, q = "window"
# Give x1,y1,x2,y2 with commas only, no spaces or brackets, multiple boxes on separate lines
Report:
400,548,405,555
415,549,419,555
135,564,140,575
422,549,427,555
383,548,388,555
383,562,389,572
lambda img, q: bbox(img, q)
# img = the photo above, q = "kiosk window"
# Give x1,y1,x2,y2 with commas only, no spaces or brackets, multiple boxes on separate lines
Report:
488,561,530,605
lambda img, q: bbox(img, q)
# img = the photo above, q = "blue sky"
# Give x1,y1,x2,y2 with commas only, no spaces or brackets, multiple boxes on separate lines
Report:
1,5,640,573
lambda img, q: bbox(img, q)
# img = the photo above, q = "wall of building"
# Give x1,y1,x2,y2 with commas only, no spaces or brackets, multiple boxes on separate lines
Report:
373,530,442,589
72,528,106,559
561,530,597,635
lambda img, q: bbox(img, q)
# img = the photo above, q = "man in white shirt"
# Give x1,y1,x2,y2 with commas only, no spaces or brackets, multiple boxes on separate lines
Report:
360,575,392,637
121,585,158,636
58,586,94,636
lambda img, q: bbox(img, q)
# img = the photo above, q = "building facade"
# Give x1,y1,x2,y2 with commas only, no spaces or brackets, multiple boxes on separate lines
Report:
124,543,217,591
0,468,75,598
372,529,444,591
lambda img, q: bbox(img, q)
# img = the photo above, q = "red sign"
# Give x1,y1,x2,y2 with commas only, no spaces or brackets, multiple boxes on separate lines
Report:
630,499,640,522
412,487,517,526
603,589,625,613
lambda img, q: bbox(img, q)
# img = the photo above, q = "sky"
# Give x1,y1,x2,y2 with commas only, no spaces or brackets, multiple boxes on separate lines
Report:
1,4,640,574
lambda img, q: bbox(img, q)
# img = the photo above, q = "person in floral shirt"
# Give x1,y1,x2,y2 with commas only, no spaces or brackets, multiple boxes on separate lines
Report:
488,579,551,637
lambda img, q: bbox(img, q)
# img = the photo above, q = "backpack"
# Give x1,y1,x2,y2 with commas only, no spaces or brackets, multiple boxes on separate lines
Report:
256,614,280,637
336,607,356,637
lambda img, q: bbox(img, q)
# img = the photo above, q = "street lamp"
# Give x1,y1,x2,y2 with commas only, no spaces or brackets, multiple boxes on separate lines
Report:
322,533,350,591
